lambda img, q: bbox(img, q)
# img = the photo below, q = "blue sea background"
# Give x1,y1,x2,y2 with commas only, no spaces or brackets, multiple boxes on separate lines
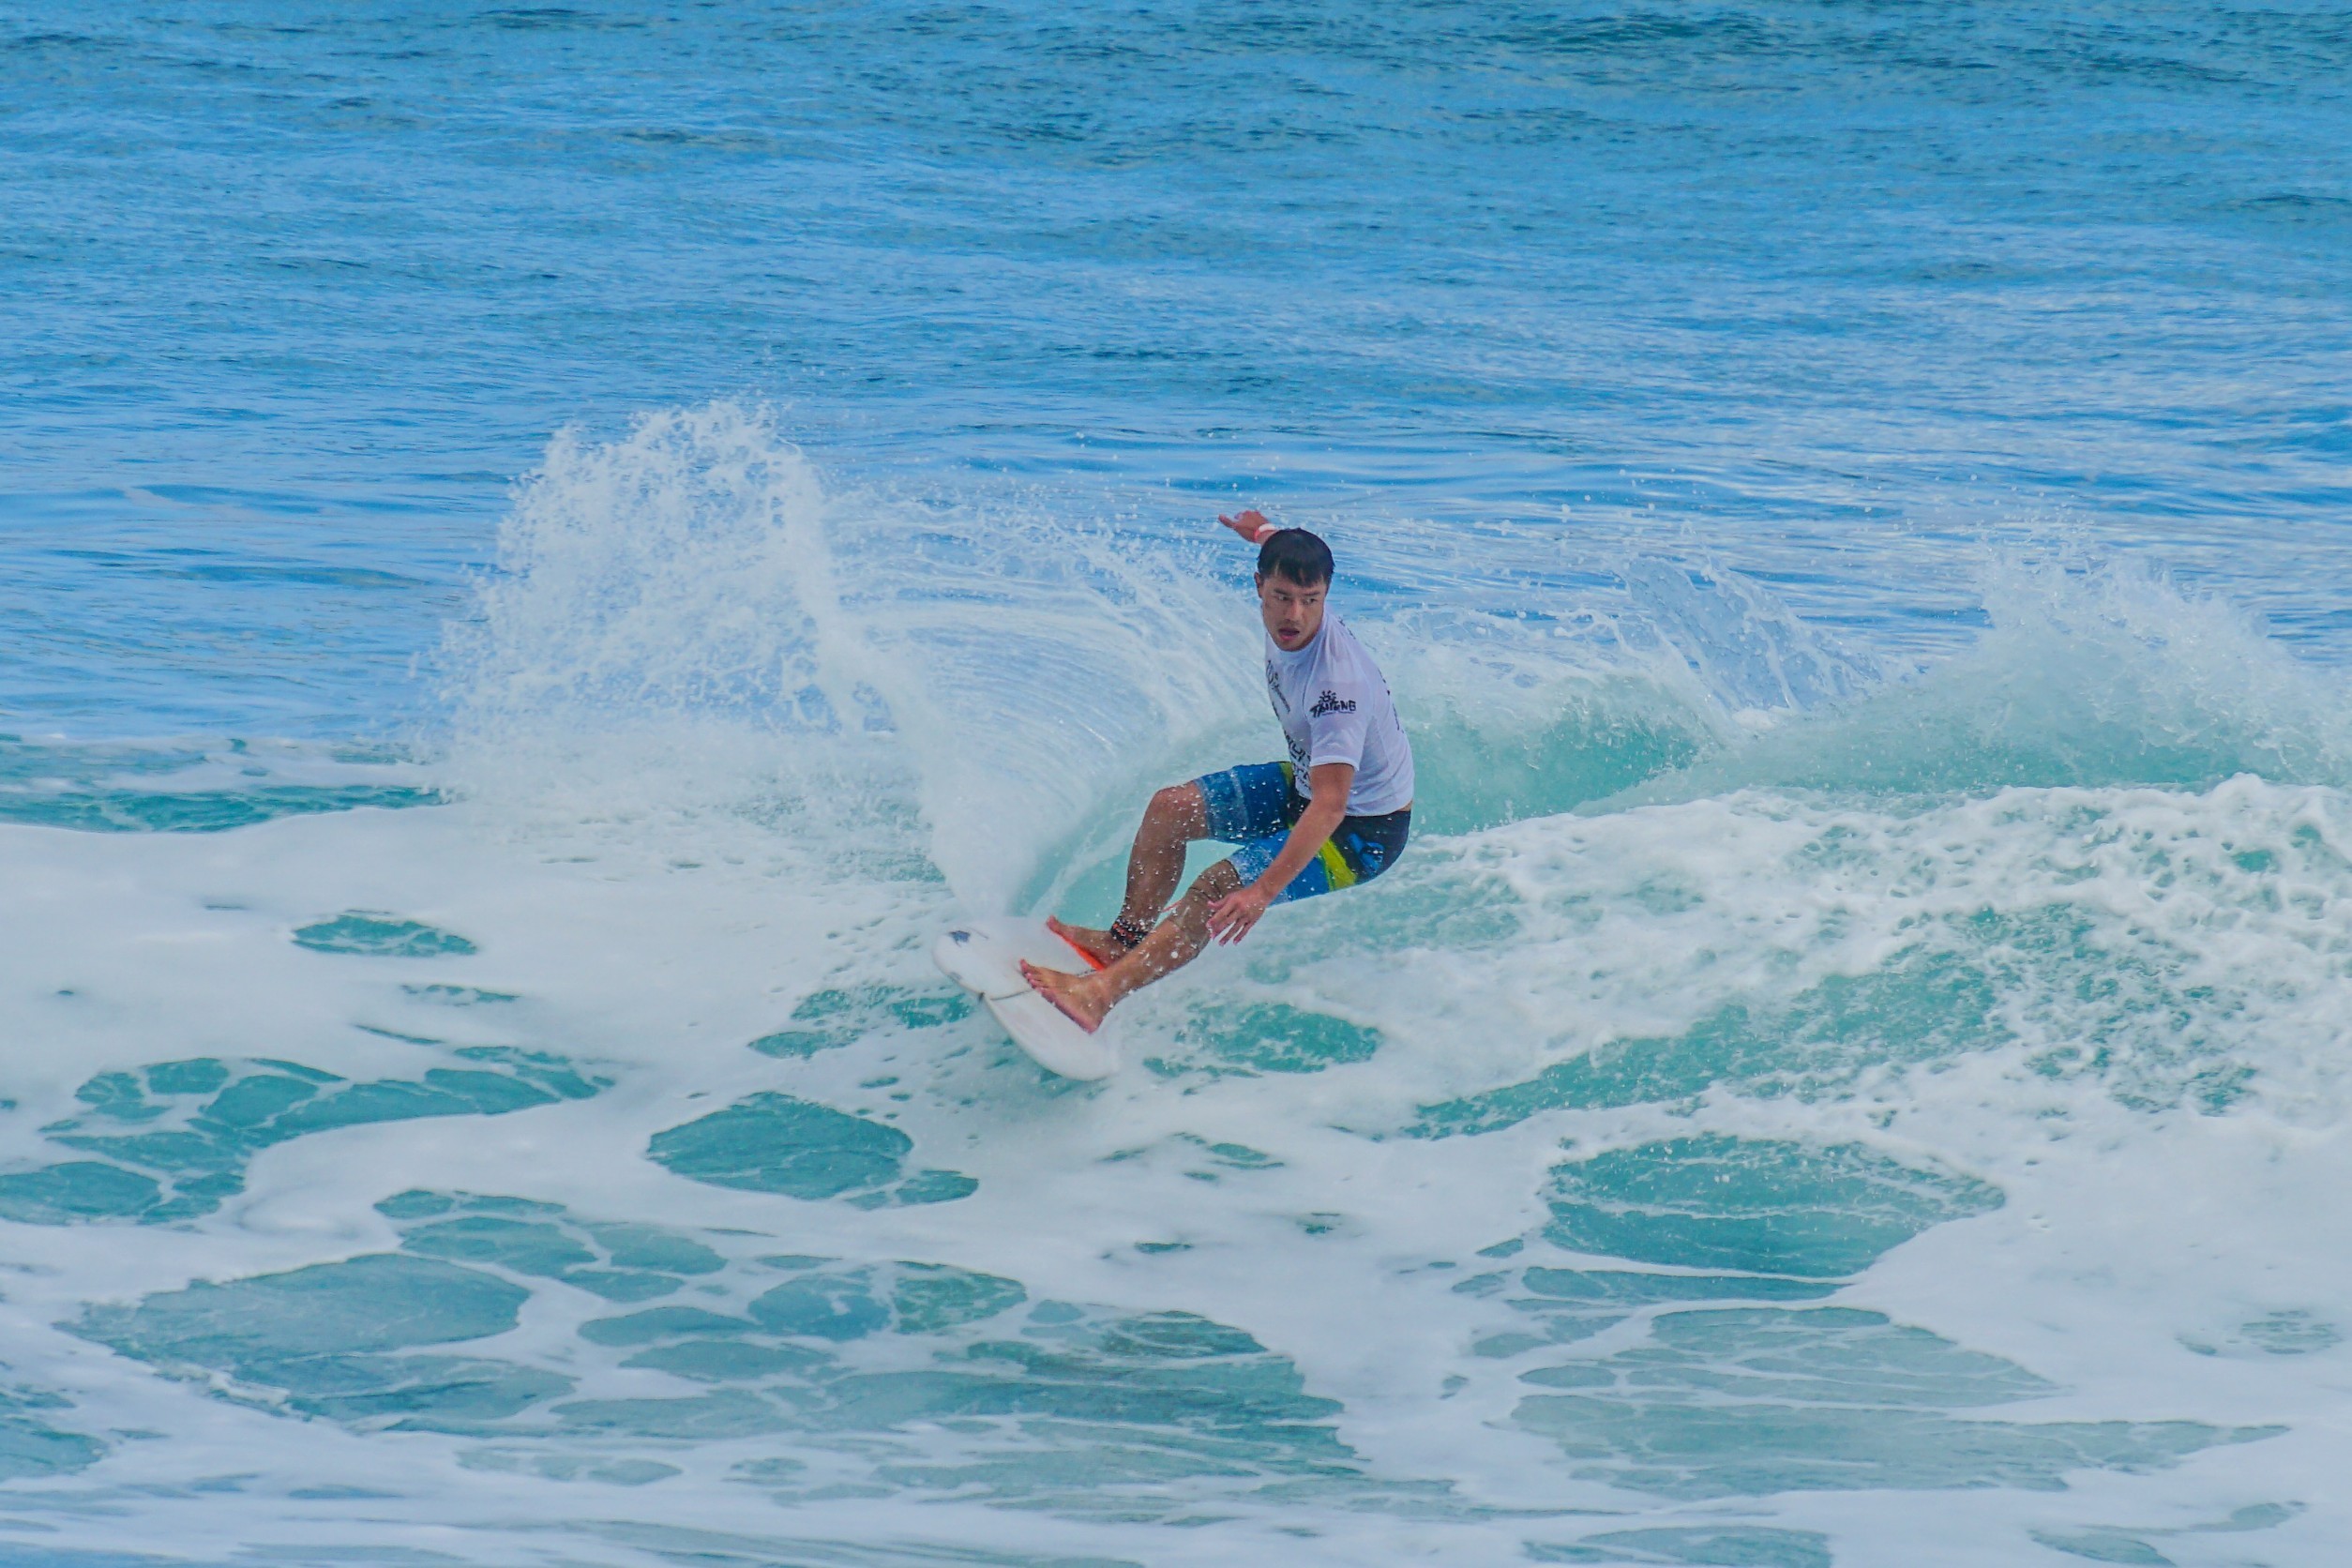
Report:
4,5,2352,1565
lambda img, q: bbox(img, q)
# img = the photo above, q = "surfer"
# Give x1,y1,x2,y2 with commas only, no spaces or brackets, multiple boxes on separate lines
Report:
1021,511,1414,1033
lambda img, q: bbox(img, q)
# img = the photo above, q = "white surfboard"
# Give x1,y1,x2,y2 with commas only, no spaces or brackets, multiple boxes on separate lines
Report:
931,917,1119,1080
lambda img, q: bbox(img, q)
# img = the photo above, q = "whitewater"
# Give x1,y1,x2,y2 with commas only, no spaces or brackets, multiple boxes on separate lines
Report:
7,6,2352,1566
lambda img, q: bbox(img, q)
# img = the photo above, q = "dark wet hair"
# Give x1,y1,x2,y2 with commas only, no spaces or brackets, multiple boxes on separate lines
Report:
1256,527,1334,588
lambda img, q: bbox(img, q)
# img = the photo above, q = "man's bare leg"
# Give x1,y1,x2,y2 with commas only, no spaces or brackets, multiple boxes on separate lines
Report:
1048,782,1209,964
1027,862,1240,1033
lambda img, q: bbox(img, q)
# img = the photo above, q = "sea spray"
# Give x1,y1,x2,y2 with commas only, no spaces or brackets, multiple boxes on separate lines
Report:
440,402,1262,907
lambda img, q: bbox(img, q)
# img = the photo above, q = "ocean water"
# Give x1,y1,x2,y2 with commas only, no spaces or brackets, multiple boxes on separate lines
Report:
6,3,2352,1564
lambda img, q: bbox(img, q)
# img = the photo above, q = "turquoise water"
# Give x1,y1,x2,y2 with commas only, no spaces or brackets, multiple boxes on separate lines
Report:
5,5,2352,1564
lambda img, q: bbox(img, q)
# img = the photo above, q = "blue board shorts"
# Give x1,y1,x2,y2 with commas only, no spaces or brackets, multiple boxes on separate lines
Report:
1195,761,1411,905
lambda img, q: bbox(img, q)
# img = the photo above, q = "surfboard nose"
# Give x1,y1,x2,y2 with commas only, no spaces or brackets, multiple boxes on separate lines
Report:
932,918,1120,1079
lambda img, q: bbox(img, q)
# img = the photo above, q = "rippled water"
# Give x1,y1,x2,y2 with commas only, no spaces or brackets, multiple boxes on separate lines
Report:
5,5,2352,1565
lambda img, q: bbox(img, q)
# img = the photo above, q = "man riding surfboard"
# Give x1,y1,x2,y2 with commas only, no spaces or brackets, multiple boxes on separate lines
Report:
1021,510,1415,1032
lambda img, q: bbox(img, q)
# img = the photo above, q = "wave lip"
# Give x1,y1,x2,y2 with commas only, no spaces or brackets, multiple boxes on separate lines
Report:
1612,559,2352,808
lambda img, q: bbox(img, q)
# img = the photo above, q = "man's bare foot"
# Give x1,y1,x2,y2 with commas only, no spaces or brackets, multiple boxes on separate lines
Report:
1046,915,1127,968
1020,960,1110,1033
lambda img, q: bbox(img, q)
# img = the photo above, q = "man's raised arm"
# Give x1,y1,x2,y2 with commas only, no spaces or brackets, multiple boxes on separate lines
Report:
1218,508,1280,544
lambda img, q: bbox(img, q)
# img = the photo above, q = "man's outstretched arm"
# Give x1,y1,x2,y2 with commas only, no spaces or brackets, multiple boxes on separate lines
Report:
1219,507,1280,545
1205,761,1352,944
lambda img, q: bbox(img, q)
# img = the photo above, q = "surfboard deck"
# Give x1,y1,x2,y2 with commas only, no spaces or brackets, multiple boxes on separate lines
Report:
931,917,1119,1080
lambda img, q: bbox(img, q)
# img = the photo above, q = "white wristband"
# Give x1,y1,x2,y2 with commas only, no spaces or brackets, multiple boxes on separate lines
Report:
1251,522,1278,543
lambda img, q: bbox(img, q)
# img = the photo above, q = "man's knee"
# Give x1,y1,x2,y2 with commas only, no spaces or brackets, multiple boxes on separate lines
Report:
1146,782,1206,836
1155,861,1239,941
1184,859,1242,907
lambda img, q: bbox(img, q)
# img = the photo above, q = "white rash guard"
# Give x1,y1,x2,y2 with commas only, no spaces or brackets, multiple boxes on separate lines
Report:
1263,611,1415,816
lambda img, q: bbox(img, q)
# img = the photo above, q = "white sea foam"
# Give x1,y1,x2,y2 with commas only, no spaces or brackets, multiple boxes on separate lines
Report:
6,414,2352,1564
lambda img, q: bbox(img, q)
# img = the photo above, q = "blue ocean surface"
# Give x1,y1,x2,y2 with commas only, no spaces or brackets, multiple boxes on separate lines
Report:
4,4,2352,1564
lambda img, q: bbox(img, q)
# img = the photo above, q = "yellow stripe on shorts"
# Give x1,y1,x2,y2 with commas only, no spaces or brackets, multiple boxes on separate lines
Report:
1317,837,1359,890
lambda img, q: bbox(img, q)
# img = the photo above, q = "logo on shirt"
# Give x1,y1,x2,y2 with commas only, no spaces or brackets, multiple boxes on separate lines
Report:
1309,689,1355,718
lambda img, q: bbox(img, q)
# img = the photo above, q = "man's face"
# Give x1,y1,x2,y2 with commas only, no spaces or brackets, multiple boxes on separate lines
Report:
1257,570,1328,652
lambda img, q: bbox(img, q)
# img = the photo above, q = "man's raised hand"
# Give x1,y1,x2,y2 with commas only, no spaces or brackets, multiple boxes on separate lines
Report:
1219,508,1276,543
